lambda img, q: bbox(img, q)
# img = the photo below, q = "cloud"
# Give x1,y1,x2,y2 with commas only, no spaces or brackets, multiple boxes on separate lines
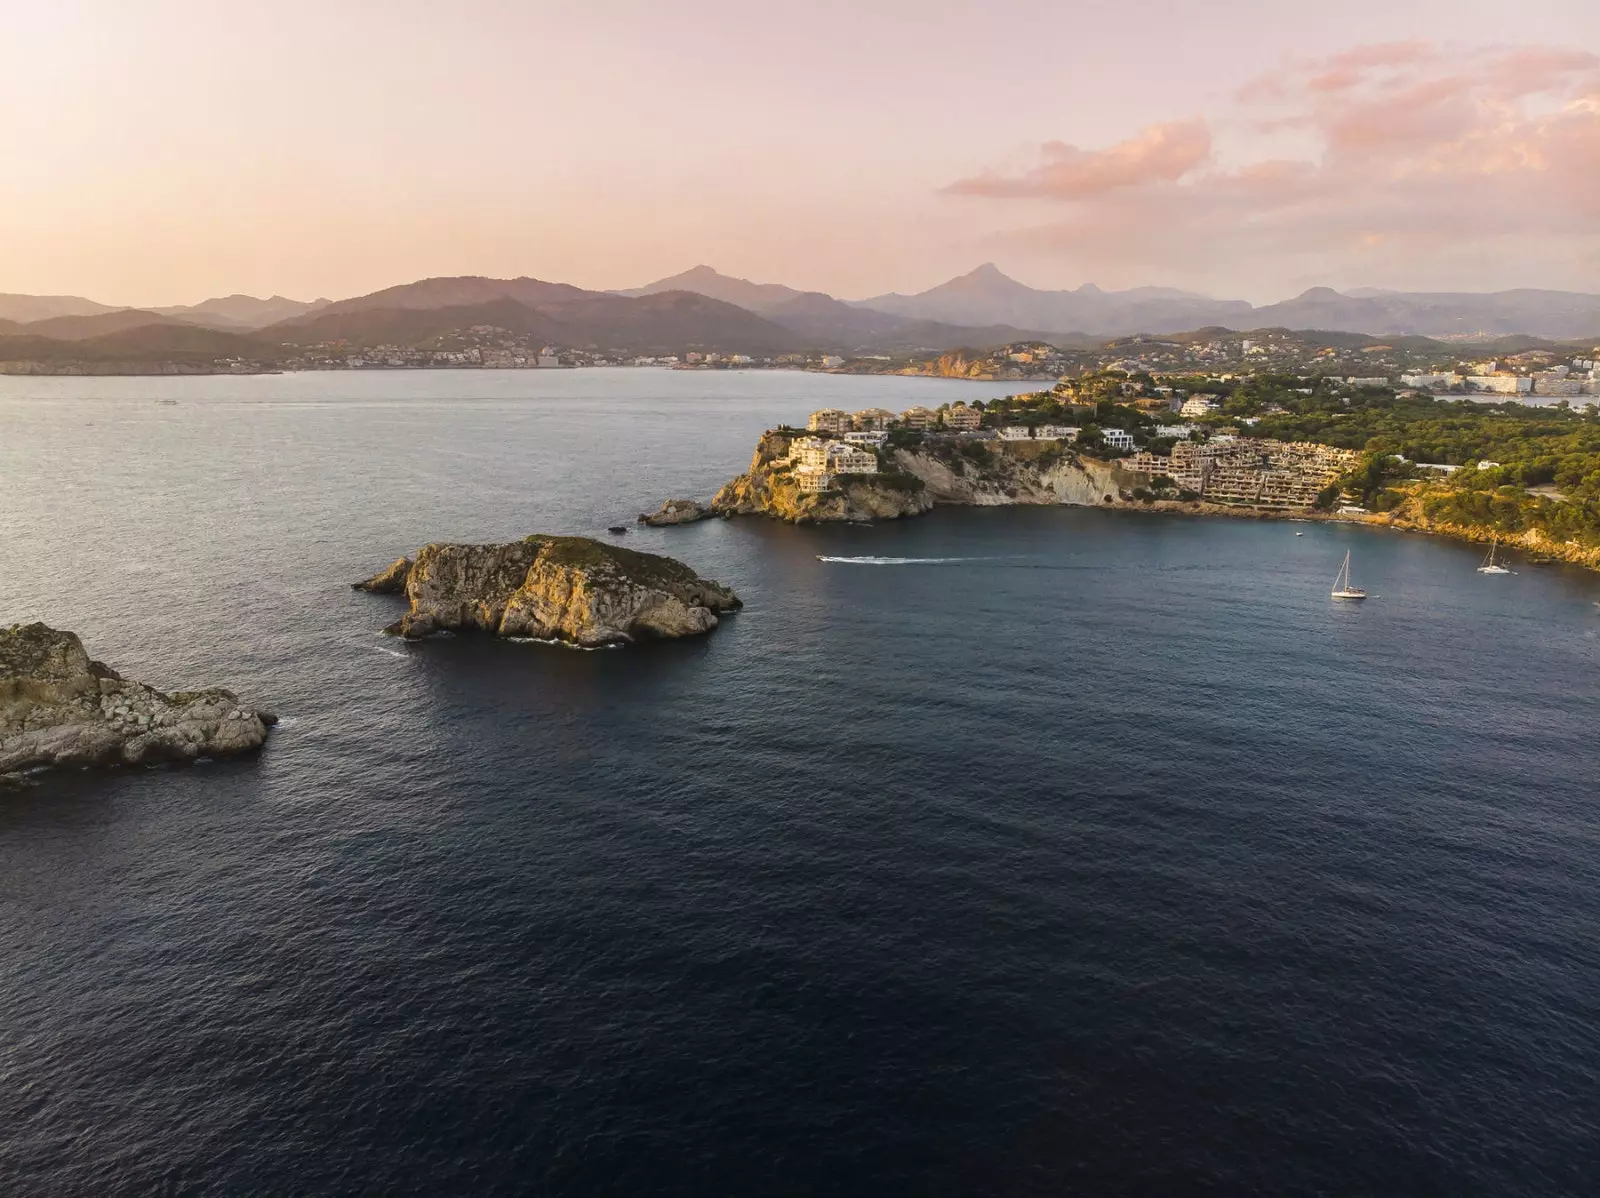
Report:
945,43,1600,293
945,120,1211,199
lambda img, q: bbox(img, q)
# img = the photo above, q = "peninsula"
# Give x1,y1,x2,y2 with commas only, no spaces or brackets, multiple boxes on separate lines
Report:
1,623,275,780
354,534,741,646
673,369,1600,572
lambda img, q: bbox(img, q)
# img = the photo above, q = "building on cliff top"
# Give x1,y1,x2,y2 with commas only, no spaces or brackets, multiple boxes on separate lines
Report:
900,406,937,430
1035,425,1079,441
943,403,982,432
808,409,851,434
852,408,897,431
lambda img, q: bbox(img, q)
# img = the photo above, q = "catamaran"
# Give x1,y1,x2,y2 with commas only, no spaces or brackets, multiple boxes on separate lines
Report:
1331,550,1367,600
1478,537,1512,575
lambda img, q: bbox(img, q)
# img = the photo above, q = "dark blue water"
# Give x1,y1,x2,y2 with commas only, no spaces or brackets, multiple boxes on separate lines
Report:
4,370,1600,1195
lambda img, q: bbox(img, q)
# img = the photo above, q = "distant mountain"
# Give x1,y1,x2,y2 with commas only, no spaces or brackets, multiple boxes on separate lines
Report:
261,296,568,347
1253,287,1600,340
618,266,808,312
263,279,803,354
155,294,330,329
855,267,1600,340
0,323,270,364
19,309,193,341
759,291,1066,353
854,264,1255,337
0,293,126,324
296,275,593,321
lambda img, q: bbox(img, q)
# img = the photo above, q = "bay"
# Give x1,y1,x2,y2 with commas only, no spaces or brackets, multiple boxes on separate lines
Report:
2,368,1599,1195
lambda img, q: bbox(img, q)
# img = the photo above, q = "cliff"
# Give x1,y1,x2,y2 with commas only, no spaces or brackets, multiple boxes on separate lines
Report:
705,431,1132,524
1,623,274,779
710,431,934,523
355,534,741,646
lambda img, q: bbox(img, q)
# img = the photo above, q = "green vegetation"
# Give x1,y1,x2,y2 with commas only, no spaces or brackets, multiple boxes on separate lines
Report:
1245,389,1600,546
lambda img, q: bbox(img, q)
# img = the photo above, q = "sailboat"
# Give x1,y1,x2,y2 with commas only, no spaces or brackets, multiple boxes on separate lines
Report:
1478,537,1512,575
1331,550,1367,600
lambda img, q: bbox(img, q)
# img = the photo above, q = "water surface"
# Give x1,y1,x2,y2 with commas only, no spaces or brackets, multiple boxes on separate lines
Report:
3,369,1598,1195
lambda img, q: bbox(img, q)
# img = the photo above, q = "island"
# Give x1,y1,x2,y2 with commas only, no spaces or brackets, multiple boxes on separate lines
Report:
1,622,275,781
354,534,741,646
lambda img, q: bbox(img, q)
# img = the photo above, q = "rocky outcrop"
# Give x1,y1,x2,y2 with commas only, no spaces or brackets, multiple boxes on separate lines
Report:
1,623,275,779
708,430,934,524
703,430,1132,524
361,535,742,646
639,499,713,526
352,556,413,593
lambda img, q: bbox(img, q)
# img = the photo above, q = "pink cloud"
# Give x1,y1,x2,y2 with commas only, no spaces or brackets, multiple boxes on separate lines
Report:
945,42,1600,290
944,120,1211,199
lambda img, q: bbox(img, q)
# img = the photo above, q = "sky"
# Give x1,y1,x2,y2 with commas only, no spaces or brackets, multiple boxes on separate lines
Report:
2,0,1596,306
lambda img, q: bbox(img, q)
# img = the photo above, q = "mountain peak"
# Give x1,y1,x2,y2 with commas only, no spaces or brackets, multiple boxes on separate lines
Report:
1296,286,1348,301
1075,282,1106,297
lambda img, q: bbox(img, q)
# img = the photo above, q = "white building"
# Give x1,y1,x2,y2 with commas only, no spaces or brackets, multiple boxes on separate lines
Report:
998,426,1033,441
1345,377,1390,388
1401,373,1459,389
1034,425,1079,441
819,355,846,369
1467,375,1533,395
1179,396,1220,418
843,430,887,447
1100,428,1136,451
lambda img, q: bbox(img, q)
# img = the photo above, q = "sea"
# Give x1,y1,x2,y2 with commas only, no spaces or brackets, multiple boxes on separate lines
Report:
2,368,1599,1196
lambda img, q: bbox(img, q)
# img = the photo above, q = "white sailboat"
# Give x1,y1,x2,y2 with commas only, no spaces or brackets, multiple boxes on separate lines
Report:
1478,537,1512,575
1331,550,1367,600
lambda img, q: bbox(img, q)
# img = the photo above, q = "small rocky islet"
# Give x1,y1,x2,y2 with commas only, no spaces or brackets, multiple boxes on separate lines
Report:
1,622,275,781
354,534,741,647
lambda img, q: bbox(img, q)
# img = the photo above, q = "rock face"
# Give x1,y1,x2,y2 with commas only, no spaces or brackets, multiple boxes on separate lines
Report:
709,431,934,524
639,498,712,526
352,556,413,593
703,430,1132,524
1,623,275,779
891,441,1129,507
362,535,742,646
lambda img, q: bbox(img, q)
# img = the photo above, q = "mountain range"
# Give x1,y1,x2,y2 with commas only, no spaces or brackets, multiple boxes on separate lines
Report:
2,266,1598,364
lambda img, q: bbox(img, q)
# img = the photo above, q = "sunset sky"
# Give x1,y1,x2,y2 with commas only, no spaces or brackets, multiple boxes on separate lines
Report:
4,0,1596,306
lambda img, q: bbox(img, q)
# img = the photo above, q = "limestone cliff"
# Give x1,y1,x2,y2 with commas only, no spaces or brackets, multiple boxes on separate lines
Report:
709,430,934,523
891,440,1131,508
1,623,274,779
358,535,741,646
703,431,1133,524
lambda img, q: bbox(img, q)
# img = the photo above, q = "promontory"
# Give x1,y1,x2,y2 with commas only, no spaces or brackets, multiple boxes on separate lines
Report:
1,622,275,780
354,534,741,646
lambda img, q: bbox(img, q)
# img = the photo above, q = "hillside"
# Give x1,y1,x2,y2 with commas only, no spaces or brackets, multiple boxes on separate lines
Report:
260,286,801,354
155,294,330,328
0,323,270,364
0,293,126,324
262,297,569,347
19,309,194,341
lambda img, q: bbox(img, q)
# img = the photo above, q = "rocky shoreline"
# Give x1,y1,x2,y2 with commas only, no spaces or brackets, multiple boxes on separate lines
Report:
1,623,275,781
355,534,741,646
652,429,1600,573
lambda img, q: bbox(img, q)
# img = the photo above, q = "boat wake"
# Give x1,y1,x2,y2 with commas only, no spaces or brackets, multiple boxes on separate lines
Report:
815,555,987,565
